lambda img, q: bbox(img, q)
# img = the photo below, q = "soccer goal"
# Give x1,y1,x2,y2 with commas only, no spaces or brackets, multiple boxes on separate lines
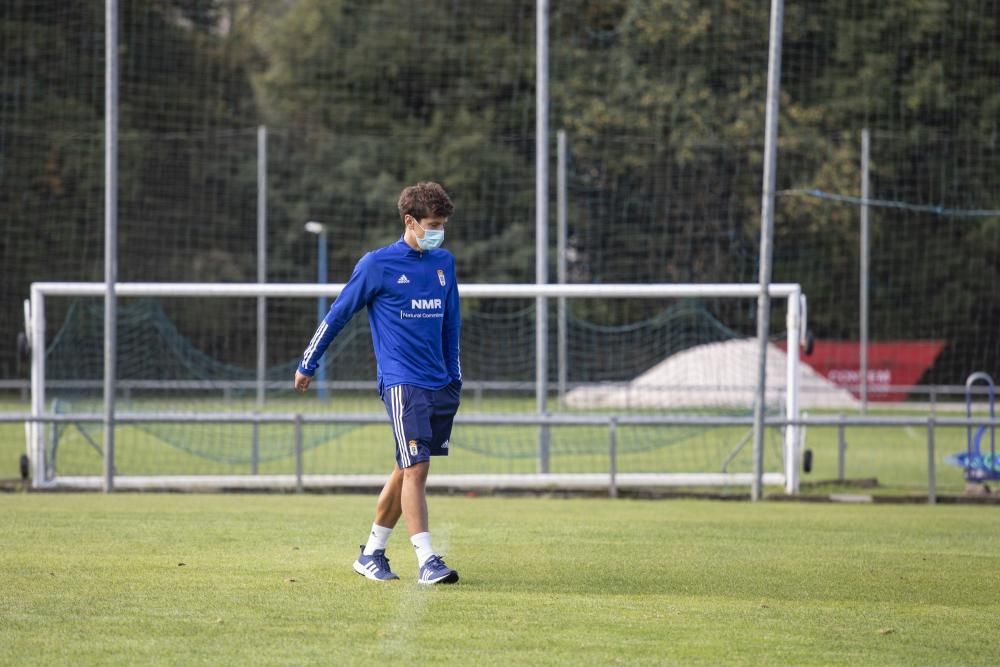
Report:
25,282,811,493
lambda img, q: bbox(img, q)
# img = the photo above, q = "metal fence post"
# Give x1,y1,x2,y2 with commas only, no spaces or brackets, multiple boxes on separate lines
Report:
556,129,568,409
608,417,618,498
294,413,304,493
47,412,59,481
859,128,870,414
837,415,846,481
927,417,936,505
251,422,259,475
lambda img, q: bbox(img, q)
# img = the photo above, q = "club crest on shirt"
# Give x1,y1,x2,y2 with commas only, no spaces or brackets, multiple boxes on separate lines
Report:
437,269,446,286
408,440,419,456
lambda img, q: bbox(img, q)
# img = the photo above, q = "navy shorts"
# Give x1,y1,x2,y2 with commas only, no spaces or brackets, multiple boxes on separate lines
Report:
383,382,461,469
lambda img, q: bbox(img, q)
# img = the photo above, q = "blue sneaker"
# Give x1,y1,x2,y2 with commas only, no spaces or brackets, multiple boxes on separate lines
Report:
353,546,399,581
417,554,459,585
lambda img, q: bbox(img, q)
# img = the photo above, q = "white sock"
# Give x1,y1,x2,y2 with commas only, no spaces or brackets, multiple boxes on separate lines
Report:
363,524,392,555
410,531,435,566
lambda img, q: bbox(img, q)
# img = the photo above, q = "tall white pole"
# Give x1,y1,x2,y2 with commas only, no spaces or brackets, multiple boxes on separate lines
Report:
860,128,870,413
752,0,785,501
254,126,267,474
257,126,267,401
535,0,550,472
557,129,568,408
103,0,119,493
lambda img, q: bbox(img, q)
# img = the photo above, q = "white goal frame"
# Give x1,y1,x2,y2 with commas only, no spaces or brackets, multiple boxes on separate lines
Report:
26,282,806,493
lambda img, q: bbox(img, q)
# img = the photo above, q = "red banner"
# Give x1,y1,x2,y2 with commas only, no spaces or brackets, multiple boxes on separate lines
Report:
780,340,945,401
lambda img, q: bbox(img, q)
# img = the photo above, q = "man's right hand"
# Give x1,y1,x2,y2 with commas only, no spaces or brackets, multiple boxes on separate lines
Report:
294,371,312,393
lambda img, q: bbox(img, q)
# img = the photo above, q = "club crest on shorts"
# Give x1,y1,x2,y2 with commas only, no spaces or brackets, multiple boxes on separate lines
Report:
437,269,446,286
408,439,419,456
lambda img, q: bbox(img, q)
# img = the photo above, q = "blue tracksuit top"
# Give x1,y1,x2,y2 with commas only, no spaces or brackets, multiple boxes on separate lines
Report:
297,237,461,396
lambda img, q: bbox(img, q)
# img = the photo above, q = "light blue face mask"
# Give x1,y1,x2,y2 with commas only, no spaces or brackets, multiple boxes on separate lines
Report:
414,221,445,250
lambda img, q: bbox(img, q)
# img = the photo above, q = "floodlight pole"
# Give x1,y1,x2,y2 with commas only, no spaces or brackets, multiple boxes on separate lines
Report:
102,0,119,493
752,0,785,501
305,221,330,400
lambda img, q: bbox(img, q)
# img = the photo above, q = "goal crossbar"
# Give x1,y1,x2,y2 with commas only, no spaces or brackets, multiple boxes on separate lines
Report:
30,281,804,299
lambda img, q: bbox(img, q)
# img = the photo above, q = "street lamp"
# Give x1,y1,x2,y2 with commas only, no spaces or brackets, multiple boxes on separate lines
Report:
304,221,329,399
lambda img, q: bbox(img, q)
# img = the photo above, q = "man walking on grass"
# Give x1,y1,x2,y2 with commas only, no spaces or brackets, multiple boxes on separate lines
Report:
294,182,462,584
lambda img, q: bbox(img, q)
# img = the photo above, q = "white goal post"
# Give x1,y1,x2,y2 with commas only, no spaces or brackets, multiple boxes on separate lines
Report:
26,281,806,493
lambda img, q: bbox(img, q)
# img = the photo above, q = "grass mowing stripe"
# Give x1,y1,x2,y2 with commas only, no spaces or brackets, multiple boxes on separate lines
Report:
1,495,998,665
373,524,453,660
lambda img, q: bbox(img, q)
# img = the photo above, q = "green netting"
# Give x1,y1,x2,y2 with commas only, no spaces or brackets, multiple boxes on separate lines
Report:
43,296,785,475
46,299,361,468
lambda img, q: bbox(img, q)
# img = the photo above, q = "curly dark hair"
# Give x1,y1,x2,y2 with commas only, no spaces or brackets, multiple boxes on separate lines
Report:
397,182,454,223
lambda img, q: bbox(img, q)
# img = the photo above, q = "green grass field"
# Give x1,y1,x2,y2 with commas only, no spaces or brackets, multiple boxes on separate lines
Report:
1,494,998,665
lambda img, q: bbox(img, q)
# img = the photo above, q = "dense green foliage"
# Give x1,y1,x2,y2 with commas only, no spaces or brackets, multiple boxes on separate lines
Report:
1,0,997,381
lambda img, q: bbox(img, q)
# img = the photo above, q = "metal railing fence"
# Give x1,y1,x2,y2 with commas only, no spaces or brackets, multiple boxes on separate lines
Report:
3,411,997,503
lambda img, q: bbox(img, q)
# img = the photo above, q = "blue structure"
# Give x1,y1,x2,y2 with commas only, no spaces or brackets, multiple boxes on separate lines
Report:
945,372,1000,481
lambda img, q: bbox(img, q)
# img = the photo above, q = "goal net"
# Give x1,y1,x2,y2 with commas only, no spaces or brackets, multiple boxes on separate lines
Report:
27,282,812,493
